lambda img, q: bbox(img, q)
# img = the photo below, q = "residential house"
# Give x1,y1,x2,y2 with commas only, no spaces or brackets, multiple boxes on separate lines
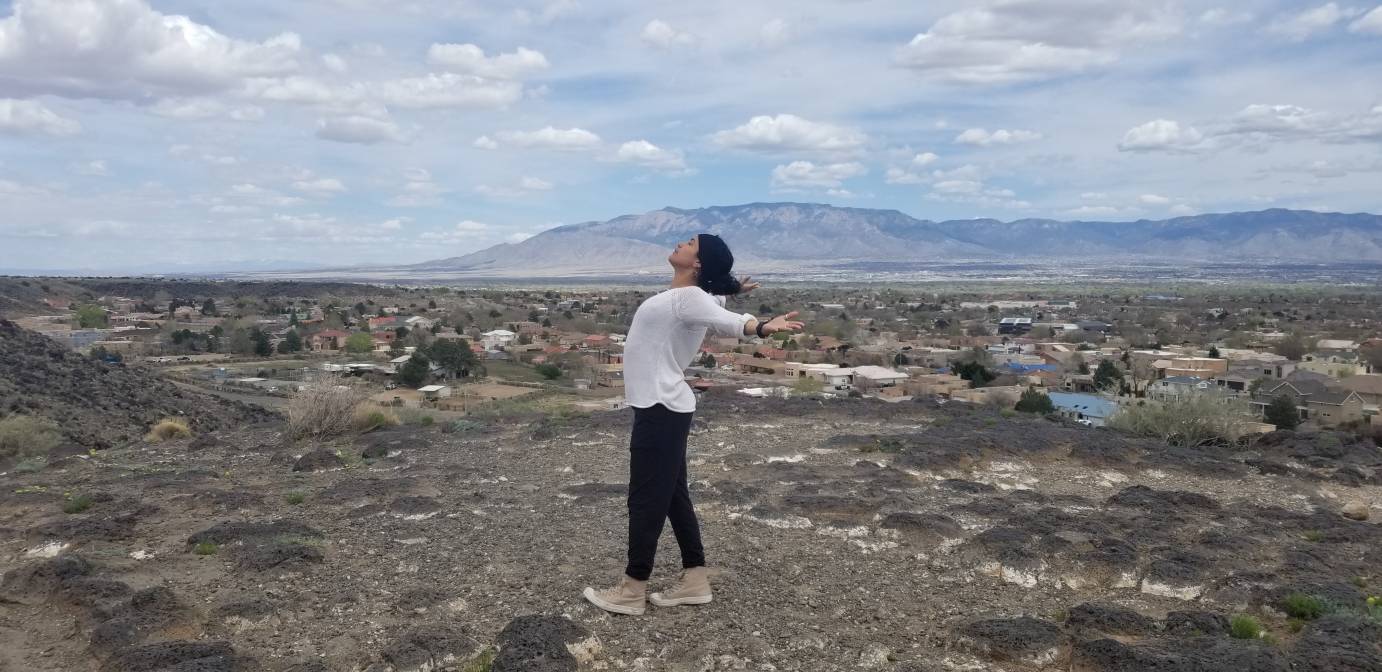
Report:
1149,376,1213,402
1047,392,1119,427
950,385,1024,406
904,373,969,398
997,317,1034,335
731,354,788,376
1338,374,1382,407
582,334,613,350
309,330,350,351
1158,357,1228,379
813,367,856,392
850,365,909,391
405,316,436,331
481,329,517,350
368,316,400,330
1305,391,1366,428
418,384,453,401
1298,351,1372,378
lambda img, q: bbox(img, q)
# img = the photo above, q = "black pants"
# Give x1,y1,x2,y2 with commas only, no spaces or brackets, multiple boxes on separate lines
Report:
625,403,704,581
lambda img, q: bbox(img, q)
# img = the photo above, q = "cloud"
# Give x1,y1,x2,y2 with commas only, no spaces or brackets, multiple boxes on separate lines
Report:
1266,3,1357,40
74,160,109,176
491,126,601,150
770,161,866,188
505,231,535,243
759,19,790,48
1064,205,1124,217
885,167,928,185
322,54,349,73
473,135,499,150
292,177,347,196
711,114,867,156
427,44,550,79
894,0,1180,84
0,0,301,99
1218,104,1382,144
375,73,524,109
380,218,408,230
389,169,448,207
475,176,554,198
641,19,696,48
0,98,81,136
148,97,265,122
1199,8,1253,25
912,152,940,166
419,220,491,243
1138,193,1170,205
954,128,1042,146
612,140,688,170
1118,119,1205,152
315,116,406,144
1352,6,1382,33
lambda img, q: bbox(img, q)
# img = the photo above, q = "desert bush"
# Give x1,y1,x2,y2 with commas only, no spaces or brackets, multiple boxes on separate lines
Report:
193,541,218,555
1107,394,1253,447
286,384,369,441
1282,593,1327,620
0,414,63,460
144,418,192,443
285,491,306,505
63,494,94,514
351,404,400,433
1229,615,1262,640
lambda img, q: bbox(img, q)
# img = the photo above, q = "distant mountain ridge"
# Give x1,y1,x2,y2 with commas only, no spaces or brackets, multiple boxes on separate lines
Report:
413,203,1382,276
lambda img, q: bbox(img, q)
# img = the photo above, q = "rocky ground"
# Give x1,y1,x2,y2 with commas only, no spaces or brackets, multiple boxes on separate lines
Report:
0,320,275,453
3,393,1382,671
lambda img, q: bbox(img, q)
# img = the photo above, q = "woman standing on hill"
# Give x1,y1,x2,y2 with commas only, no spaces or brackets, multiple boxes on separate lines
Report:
583,233,803,616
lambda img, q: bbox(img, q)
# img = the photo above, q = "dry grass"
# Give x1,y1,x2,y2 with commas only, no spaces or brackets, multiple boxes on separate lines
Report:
286,384,369,441
351,403,401,433
144,418,192,443
0,414,63,460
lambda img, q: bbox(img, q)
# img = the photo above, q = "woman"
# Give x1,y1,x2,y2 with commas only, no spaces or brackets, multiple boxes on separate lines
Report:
583,233,803,616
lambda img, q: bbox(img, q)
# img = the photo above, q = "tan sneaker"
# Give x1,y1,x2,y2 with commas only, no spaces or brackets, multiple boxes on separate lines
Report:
650,567,713,607
583,575,647,615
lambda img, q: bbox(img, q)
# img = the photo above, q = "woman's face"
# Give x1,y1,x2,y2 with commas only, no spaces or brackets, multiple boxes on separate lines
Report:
668,235,700,271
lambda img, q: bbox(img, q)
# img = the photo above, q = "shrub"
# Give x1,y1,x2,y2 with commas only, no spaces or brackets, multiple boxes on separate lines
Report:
535,363,562,380
420,415,435,427
1107,394,1253,447
286,384,369,441
461,649,495,672
1282,593,1327,620
63,494,93,514
193,541,218,555
15,457,47,473
443,420,485,434
285,491,305,505
351,404,400,433
144,418,192,443
1229,615,1263,640
1264,394,1301,430
0,414,63,460
1014,387,1055,414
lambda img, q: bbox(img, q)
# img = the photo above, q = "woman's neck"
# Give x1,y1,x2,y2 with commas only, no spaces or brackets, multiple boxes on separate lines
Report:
670,267,697,289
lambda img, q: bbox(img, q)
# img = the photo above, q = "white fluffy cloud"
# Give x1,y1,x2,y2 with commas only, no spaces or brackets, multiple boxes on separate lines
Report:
0,98,80,136
641,19,696,48
954,128,1042,146
375,73,523,109
711,114,867,156
613,140,688,171
1352,6,1382,33
490,126,601,150
1139,193,1171,205
427,44,549,79
895,0,1180,84
292,177,347,196
770,161,866,189
0,0,301,99
912,152,940,166
315,116,406,144
148,97,265,122
1118,119,1205,152
475,176,554,198
1266,3,1357,40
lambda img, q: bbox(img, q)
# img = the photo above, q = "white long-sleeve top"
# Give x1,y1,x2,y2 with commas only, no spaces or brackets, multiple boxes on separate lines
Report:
623,286,754,413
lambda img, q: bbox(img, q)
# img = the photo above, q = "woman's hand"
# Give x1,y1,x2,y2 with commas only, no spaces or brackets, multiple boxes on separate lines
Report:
763,311,804,335
737,275,760,295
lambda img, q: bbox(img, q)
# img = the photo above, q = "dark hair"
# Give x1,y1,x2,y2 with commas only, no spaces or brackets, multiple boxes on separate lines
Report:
696,233,742,296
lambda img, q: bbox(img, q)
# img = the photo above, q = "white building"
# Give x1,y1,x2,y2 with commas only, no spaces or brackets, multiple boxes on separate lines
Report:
481,329,517,350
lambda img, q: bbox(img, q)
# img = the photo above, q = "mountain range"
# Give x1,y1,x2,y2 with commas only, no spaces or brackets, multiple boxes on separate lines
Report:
404,204,1382,277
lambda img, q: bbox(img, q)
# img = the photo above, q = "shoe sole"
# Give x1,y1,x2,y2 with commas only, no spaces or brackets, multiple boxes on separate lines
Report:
649,593,713,607
582,587,645,615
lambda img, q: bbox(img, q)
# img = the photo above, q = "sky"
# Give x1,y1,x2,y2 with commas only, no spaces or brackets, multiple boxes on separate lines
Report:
1,0,1381,272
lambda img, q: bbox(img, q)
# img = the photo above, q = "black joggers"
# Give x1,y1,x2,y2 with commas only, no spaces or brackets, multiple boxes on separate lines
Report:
625,403,705,581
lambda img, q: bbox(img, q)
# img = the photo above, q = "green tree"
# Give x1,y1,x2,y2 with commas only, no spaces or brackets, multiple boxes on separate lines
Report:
345,332,374,354
228,328,254,355
1264,394,1301,430
1015,387,1056,414
201,298,217,316
278,329,302,354
75,304,108,328
952,360,995,388
354,302,368,316
1093,360,1124,391
429,339,479,379
1273,333,1312,361
535,363,563,380
397,354,431,388
251,328,273,357
1207,345,1221,359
